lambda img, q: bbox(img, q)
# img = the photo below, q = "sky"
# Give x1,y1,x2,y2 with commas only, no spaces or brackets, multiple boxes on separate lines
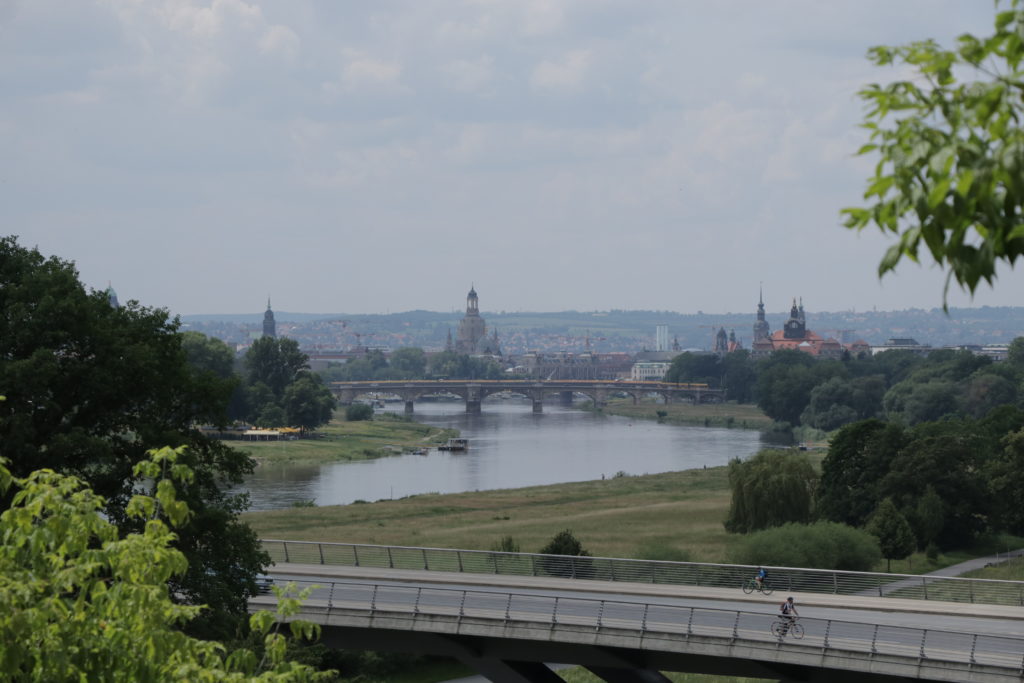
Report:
3,1,1019,317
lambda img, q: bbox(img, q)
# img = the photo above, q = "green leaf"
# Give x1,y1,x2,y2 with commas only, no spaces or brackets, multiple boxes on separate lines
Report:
927,178,952,209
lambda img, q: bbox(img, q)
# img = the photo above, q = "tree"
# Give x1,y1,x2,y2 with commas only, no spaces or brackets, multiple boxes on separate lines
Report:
818,419,908,527
0,445,331,681
731,522,880,571
0,236,267,638
242,338,335,430
345,404,374,421
539,529,590,557
987,428,1024,534
665,352,721,386
283,373,337,431
842,2,1024,305
389,347,427,378
724,450,819,534
866,498,916,572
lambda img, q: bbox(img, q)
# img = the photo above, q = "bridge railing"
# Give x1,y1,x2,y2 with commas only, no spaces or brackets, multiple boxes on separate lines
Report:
260,539,1024,607
257,578,1024,673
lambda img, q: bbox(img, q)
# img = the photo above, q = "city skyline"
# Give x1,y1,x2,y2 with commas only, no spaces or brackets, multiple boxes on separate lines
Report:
6,2,1021,318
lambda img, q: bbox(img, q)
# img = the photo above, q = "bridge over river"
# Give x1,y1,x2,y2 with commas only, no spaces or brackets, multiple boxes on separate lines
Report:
253,540,1024,682
330,379,723,414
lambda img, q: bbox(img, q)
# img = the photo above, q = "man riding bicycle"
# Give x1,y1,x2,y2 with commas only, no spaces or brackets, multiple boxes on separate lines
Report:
779,596,798,634
755,566,767,589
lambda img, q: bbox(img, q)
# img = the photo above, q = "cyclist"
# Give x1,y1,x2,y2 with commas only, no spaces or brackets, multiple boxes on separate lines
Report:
754,566,767,590
778,596,798,635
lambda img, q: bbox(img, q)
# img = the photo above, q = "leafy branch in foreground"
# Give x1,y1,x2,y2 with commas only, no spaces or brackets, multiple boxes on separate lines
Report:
0,445,333,681
843,1,1024,307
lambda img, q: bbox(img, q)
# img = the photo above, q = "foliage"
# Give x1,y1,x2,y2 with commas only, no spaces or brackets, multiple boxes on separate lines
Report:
0,446,332,681
801,375,885,430
731,521,881,571
241,338,336,430
0,236,268,638
345,403,375,422
818,420,907,527
842,1,1024,305
427,350,504,380
539,529,591,557
866,498,917,571
724,450,819,534
986,428,1024,534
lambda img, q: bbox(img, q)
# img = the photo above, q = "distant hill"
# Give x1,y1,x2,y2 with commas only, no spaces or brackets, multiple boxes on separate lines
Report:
181,306,1024,355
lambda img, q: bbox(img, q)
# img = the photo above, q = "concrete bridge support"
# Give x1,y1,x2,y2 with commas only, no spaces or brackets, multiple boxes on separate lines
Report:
404,401,415,414
532,399,543,413
466,400,482,414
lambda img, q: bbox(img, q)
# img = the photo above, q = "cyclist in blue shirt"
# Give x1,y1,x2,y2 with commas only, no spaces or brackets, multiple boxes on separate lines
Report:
755,566,767,589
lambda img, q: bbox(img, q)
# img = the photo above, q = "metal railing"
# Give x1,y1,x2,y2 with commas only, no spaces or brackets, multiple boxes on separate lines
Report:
257,578,1024,675
260,539,1024,606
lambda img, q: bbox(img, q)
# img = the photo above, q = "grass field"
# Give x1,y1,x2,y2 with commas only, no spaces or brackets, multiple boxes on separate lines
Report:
224,412,458,465
244,466,737,561
599,399,775,430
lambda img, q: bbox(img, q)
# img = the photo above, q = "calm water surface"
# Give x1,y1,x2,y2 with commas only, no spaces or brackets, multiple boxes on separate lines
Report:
242,400,766,510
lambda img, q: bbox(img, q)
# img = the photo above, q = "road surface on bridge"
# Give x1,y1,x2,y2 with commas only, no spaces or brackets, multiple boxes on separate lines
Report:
265,563,1024,637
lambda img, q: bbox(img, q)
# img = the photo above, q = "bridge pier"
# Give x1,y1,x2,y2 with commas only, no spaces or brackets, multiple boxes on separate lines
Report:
558,391,573,406
532,399,543,413
466,400,481,414
404,401,415,414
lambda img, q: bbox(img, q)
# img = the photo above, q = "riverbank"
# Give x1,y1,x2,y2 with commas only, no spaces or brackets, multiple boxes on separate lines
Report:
244,467,736,561
597,399,774,430
230,413,458,465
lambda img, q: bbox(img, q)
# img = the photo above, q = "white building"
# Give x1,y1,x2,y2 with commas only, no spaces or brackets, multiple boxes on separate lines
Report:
655,324,669,352
631,361,671,381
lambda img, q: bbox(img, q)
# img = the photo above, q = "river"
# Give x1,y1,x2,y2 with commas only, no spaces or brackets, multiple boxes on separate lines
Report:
242,400,766,511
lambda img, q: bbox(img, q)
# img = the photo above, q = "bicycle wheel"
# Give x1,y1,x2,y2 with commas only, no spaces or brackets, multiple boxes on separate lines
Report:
761,581,774,596
790,622,804,639
770,621,784,637
742,580,754,594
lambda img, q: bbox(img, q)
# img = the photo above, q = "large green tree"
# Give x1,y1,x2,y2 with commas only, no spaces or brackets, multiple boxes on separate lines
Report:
843,1,1024,304
242,338,335,429
0,236,268,638
724,450,819,534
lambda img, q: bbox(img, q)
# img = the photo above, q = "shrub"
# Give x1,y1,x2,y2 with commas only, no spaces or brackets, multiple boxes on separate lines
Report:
634,540,691,563
345,403,374,421
730,521,881,571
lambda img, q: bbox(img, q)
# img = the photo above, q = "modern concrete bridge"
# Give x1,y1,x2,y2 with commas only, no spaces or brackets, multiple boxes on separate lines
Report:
254,564,1024,683
251,541,1024,682
329,379,722,413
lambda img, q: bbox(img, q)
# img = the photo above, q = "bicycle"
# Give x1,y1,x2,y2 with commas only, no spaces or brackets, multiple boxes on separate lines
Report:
742,578,774,595
770,617,804,639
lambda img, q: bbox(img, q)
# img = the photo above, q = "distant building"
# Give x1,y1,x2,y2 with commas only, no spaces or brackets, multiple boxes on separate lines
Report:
455,286,501,356
105,284,119,309
262,299,276,339
655,324,669,352
631,361,670,381
750,296,866,359
870,337,931,356
713,328,741,356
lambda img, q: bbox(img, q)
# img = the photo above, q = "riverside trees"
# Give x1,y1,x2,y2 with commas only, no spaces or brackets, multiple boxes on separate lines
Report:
0,236,267,638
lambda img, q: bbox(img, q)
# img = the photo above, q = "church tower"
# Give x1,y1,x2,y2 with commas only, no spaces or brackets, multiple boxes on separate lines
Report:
753,287,770,342
263,298,277,339
455,285,488,353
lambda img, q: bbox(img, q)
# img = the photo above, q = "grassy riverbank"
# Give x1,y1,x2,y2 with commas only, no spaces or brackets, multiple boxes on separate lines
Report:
245,466,736,561
229,412,458,465
598,399,774,430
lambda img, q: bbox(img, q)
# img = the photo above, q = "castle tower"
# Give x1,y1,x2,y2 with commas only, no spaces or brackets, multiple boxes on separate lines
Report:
263,298,277,339
714,327,728,354
783,297,806,339
753,287,770,342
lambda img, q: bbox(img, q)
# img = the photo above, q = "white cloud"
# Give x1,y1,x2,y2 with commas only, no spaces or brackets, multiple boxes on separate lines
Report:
340,50,402,90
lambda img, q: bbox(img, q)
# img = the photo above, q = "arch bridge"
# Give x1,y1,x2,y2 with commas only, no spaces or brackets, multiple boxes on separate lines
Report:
329,379,723,414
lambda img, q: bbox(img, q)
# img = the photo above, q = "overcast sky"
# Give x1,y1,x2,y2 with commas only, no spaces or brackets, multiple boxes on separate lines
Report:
3,1,1018,317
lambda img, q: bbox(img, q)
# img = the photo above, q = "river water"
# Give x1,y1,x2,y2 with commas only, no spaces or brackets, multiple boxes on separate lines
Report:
242,400,766,511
